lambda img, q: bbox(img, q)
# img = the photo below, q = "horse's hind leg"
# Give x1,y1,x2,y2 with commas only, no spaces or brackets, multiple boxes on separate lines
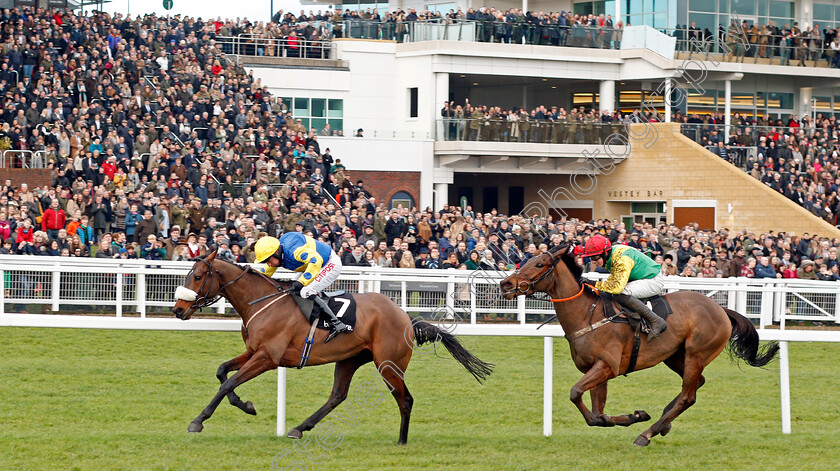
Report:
591,382,651,427
634,354,704,446
376,357,413,445
659,352,706,436
288,350,373,439
216,351,257,415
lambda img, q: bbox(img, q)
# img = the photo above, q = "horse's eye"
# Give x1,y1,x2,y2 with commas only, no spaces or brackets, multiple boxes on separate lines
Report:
194,275,201,280
536,263,544,268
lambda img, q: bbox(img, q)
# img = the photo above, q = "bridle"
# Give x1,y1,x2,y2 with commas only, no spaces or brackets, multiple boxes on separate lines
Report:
508,244,567,297
184,257,249,315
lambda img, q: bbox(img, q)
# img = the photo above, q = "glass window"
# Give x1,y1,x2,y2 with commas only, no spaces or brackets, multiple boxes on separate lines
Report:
689,0,715,12
627,0,644,15
327,99,343,118
293,98,309,116
594,0,607,16
718,0,728,13
690,13,717,33
310,118,327,133
814,96,832,112
758,0,768,16
311,98,326,118
768,1,793,19
815,3,834,22
574,2,593,15
767,92,793,109
654,13,667,28
328,119,343,132
731,0,755,16
390,191,415,210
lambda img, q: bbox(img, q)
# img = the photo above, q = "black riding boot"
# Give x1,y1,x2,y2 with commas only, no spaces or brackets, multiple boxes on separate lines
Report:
614,294,667,341
314,294,352,343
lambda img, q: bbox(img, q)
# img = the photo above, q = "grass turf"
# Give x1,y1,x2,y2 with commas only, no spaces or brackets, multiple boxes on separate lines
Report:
0,327,837,470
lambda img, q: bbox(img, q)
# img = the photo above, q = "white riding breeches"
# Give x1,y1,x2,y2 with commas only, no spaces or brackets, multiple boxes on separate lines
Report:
622,273,664,299
298,252,343,299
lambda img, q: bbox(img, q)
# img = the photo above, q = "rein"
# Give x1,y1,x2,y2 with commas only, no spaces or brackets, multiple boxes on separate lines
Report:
548,283,599,303
186,258,250,313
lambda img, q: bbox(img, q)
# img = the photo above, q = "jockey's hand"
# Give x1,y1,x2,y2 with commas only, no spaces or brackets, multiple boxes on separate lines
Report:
290,281,304,293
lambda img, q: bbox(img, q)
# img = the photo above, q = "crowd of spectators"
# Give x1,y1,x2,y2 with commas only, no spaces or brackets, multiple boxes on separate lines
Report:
679,111,840,227
675,19,840,67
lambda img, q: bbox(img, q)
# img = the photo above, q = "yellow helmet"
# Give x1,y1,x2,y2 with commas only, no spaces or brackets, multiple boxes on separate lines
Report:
254,236,281,263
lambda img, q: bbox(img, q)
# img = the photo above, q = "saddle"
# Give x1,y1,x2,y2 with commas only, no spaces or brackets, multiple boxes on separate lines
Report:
600,291,673,334
292,290,358,331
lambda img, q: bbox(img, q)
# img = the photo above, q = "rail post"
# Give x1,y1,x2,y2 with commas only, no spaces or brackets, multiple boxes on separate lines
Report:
137,272,146,318
543,336,553,437
0,269,5,315
51,265,61,311
116,268,124,317
778,309,791,434
276,367,287,437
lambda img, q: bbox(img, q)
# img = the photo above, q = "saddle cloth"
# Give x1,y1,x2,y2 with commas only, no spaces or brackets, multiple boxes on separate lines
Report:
292,290,358,331
600,291,673,333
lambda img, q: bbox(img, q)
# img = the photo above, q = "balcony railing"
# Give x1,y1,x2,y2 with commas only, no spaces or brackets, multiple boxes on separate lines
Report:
435,118,628,144
215,36,334,59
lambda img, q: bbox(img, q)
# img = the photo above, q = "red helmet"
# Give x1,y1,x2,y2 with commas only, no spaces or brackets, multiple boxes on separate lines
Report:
582,234,612,258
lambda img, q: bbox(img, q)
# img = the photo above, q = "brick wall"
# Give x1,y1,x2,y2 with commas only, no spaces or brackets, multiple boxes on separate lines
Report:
0,169,55,188
344,170,420,210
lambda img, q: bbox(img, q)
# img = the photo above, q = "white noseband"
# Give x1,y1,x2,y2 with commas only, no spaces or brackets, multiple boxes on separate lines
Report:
175,286,198,302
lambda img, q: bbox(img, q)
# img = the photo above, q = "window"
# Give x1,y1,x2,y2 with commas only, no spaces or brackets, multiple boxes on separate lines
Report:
409,88,419,118
390,191,414,210
279,97,343,135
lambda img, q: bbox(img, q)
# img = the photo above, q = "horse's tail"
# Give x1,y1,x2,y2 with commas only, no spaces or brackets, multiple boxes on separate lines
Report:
412,320,494,383
724,308,780,367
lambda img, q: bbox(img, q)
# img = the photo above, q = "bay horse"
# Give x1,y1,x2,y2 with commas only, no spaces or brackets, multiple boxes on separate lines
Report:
172,249,493,443
499,243,778,446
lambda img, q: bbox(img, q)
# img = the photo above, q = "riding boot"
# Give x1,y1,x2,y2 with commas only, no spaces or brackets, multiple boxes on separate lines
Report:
614,293,667,341
313,294,352,343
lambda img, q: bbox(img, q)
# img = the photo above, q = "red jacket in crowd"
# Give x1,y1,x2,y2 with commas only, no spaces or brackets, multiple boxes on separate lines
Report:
16,225,33,243
41,207,66,231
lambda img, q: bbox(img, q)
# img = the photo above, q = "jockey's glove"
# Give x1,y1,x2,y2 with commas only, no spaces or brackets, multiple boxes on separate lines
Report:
290,281,304,293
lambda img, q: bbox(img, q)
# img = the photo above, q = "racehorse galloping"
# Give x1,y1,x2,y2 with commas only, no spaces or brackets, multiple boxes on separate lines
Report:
500,243,778,446
172,249,493,443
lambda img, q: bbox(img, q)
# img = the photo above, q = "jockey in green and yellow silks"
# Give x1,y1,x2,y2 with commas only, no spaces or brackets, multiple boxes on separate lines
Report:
583,234,667,341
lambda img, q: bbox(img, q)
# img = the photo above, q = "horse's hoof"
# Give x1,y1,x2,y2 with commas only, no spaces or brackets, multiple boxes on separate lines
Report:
287,428,302,439
243,401,257,415
634,410,651,422
188,422,203,433
660,423,672,436
633,435,650,447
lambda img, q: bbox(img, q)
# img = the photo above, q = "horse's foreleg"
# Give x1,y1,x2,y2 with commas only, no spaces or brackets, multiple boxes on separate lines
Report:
288,351,372,439
634,355,704,446
570,360,618,427
591,382,651,427
216,351,257,415
188,350,276,433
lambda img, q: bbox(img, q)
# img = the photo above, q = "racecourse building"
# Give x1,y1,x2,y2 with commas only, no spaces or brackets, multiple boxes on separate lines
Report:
242,0,840,236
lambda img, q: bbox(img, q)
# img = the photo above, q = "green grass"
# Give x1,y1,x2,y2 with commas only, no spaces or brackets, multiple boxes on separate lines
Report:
0,327,838,470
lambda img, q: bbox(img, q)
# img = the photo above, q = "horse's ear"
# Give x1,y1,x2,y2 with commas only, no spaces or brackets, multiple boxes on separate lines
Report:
205,248,218,263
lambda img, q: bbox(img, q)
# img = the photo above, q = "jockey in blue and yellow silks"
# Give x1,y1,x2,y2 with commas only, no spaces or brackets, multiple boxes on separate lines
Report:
254,232,352,342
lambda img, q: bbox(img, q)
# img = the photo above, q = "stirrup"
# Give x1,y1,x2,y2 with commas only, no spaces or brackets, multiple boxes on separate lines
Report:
324,323,351,344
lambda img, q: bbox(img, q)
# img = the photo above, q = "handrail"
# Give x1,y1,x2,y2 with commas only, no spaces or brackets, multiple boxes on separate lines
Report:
435,118,627,143
215,35,333,59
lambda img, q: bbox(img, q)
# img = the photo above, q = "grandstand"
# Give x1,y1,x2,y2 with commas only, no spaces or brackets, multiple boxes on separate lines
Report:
1,1,840,280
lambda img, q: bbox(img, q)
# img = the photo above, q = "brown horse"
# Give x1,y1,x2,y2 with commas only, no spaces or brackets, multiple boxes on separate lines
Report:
500,243,778,446
171,249,492,444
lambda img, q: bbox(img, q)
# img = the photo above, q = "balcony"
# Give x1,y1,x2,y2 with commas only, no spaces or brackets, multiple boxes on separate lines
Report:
433,119,628,174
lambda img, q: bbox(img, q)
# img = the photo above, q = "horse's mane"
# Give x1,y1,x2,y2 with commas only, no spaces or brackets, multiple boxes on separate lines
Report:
549,243,583,281
194,253,289,288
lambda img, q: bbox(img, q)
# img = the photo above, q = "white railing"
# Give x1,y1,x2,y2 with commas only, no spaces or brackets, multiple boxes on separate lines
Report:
1,255,838,438
0,255,838,326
